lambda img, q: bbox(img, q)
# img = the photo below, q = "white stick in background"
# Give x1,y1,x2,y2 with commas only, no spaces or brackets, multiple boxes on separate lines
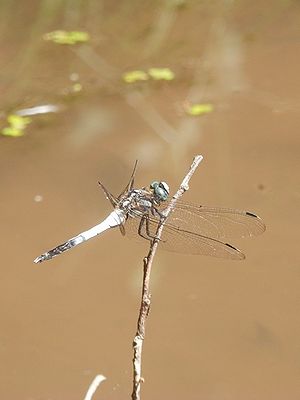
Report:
83,374,106,400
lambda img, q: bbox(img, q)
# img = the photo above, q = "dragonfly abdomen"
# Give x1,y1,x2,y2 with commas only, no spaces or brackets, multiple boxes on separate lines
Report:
34,236,84,263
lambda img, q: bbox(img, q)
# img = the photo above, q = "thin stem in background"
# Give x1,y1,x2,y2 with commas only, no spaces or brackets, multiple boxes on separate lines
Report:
83,374,106,400
131,155,204,400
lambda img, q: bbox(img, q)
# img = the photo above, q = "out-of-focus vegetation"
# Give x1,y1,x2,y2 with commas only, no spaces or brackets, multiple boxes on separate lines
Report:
122,70,149,83
122,67,175,83
148,68,175,81
184,103,214,116
1,114,32,137
43,30,90,45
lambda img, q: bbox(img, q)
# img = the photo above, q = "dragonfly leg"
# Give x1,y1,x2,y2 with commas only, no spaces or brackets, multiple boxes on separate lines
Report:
144,214,165,243
151,206,164,219
137,215,162,242
138,215,152,241
149,207,168,242
145,215,157,240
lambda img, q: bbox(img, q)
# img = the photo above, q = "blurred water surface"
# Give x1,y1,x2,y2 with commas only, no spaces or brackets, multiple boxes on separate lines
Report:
1,1,300,399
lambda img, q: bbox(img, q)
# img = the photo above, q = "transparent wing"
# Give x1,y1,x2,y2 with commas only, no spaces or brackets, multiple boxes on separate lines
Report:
124,213,245,260
158,201,266,240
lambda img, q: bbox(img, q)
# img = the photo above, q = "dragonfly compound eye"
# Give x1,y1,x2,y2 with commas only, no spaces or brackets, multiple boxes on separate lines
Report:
152,181,169,201
150,181,159,190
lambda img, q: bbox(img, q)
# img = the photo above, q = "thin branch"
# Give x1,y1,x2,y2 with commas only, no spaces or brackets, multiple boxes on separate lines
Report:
131,155,204,400
83,374,106,400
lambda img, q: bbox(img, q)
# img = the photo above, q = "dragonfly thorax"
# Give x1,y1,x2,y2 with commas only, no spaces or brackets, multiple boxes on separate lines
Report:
117,187,165,219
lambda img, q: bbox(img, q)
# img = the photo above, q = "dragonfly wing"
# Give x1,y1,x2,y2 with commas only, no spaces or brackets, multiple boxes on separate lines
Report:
159,224,245,259
124,213,245,260
159,201,266,240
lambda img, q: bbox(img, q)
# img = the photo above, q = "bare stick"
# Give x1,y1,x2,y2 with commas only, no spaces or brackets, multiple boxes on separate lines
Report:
131,155,204,400
83,374,106,400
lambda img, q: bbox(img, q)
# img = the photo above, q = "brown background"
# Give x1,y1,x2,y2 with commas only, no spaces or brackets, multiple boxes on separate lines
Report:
0,1,299,399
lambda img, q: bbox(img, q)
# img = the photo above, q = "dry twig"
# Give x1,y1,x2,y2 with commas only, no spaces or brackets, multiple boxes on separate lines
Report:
131,155,204,400
83,374,106,400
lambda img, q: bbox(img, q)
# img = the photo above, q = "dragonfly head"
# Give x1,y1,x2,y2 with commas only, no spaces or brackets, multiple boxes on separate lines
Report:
150,181,170,202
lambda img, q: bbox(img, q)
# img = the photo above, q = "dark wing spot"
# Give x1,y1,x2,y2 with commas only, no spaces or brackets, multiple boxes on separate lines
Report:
226,243,239,250
245,211,258,218
225,243,246,260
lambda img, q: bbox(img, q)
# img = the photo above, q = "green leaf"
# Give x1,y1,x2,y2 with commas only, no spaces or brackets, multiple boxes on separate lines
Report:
7,114,32,129
185,103,214,116
72,83,82,92
1,114,32,137
148,68,175,81
122,70,149,83
1,127,24,137
43,30,90,45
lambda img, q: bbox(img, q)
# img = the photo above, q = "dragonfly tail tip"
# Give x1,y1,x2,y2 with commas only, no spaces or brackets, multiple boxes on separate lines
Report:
33,253,48,264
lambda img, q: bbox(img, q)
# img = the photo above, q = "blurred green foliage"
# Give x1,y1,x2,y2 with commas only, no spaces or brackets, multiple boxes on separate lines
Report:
148,68,175,81
43,30,90,45
122,70,149,83
1,114,32,137
185,103,214,116
123,67,175,83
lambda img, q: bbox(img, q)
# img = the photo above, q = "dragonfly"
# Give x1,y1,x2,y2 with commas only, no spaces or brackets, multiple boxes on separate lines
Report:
34,162,265,263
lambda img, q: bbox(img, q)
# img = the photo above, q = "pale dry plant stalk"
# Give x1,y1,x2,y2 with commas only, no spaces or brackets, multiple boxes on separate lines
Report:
131,155,204,400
